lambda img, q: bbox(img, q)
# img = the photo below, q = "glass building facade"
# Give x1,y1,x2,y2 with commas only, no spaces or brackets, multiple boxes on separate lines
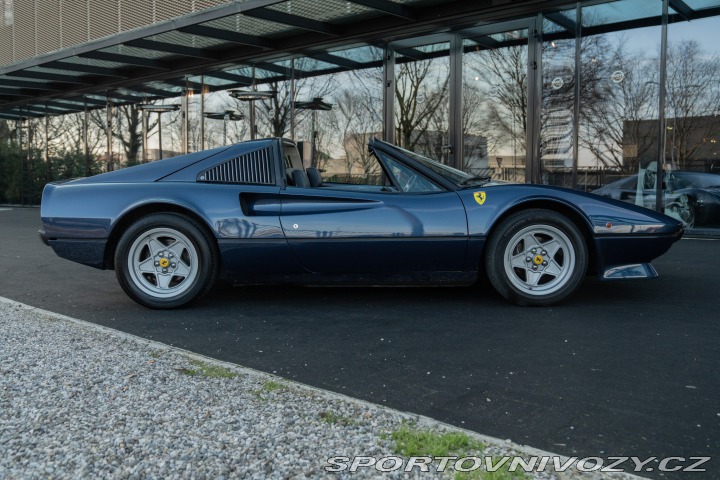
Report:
1,0,720,232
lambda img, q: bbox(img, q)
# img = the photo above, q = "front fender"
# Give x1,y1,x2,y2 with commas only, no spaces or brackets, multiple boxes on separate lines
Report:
458,184,680,237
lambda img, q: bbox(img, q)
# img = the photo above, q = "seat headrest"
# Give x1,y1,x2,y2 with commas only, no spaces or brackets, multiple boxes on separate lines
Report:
291,169,308,188
306,167,323,187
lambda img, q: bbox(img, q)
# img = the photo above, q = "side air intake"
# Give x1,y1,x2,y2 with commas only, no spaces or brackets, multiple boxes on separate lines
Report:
197,147,275,185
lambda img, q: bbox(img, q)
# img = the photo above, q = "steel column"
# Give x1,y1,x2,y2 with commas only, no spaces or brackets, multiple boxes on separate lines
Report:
250,67,257,140
106,99,113,171
142,104,148,163
571,5,581,190
382,46,395,143
526,15,544,184
28,119,34,204
18,117,24,206
45,111,51,183
158,112,164,160
290,59,296,141
656,0,669,212
84,101,90,176
182,77,189,154
448,35,464,170
200,76,206,150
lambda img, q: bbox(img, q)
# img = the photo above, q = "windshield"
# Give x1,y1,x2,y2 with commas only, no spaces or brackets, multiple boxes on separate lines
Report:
385,144,473,184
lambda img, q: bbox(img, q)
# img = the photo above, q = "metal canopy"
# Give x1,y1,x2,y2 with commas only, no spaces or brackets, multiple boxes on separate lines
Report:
0,0,556,119
2,0,720,119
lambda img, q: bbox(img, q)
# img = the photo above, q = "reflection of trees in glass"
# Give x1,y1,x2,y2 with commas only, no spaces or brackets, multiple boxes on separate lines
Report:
582,36,720,173
394,59,449,158
530,33,606,170
465,45,527,157
580,38,658,173
296,68,383,179
461,82,489,172
248,80,294,138
665,40,720,170
331,85,382,178
256,67,336,170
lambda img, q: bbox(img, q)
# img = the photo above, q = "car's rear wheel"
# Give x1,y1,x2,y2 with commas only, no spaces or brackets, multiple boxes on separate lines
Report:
485,209,587,306
115,213,218,309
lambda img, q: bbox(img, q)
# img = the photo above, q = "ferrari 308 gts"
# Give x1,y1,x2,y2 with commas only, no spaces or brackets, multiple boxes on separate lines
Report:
39,138,684,308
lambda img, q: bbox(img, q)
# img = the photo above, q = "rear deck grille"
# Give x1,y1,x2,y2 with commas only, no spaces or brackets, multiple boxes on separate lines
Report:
198,147,275,185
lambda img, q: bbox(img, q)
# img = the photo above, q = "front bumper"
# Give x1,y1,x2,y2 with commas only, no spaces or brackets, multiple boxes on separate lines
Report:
594,228,683,281
601,263,658,279
38,229,49,246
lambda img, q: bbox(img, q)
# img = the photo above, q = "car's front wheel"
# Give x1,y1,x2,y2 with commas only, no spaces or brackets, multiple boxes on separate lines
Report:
484,209,587,306
114,213,218,309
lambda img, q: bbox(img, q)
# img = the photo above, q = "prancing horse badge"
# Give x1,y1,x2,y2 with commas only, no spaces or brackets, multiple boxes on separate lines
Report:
473,191,487,205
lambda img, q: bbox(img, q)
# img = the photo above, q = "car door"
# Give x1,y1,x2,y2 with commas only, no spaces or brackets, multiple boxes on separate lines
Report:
279,158,468,274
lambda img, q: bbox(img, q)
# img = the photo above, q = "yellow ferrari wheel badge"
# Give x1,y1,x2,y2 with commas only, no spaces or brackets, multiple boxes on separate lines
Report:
159,258,170,268
473,191,487,205
533,255,544,265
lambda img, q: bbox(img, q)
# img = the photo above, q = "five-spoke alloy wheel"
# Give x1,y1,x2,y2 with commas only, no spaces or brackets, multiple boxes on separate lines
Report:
115,213,218,309
485,209,588,306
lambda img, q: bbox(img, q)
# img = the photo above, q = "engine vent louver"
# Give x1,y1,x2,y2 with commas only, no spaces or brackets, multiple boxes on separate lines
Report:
197,147,275,185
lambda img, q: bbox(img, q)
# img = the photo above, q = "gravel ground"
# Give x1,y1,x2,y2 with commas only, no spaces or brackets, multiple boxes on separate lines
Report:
0,298,641,480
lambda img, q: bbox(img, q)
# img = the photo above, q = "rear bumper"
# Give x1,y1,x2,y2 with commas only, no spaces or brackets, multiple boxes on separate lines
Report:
46,238,107,270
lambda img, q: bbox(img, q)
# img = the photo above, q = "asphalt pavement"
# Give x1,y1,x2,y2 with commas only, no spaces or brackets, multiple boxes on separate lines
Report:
1,207,718,478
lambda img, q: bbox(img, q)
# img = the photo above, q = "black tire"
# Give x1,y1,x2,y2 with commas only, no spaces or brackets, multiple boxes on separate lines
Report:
484,209,587,306
114,213,219,309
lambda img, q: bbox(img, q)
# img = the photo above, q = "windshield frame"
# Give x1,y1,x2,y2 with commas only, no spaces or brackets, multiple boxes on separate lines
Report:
368,139,474,189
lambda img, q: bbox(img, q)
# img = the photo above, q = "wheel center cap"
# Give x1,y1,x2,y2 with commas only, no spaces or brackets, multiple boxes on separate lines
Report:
159,258,170,268
533,255,544,265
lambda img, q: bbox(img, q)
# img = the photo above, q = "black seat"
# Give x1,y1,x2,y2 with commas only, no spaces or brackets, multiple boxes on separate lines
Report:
306,167,323,187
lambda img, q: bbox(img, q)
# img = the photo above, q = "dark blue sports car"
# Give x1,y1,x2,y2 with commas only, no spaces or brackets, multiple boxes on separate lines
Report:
39,138,684,308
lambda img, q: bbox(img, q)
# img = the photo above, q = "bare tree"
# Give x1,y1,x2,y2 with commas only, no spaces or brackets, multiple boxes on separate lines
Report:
57,112,106,175
331,88,381,178
248,67,336,141
115,104,145,166
251,80,293,138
